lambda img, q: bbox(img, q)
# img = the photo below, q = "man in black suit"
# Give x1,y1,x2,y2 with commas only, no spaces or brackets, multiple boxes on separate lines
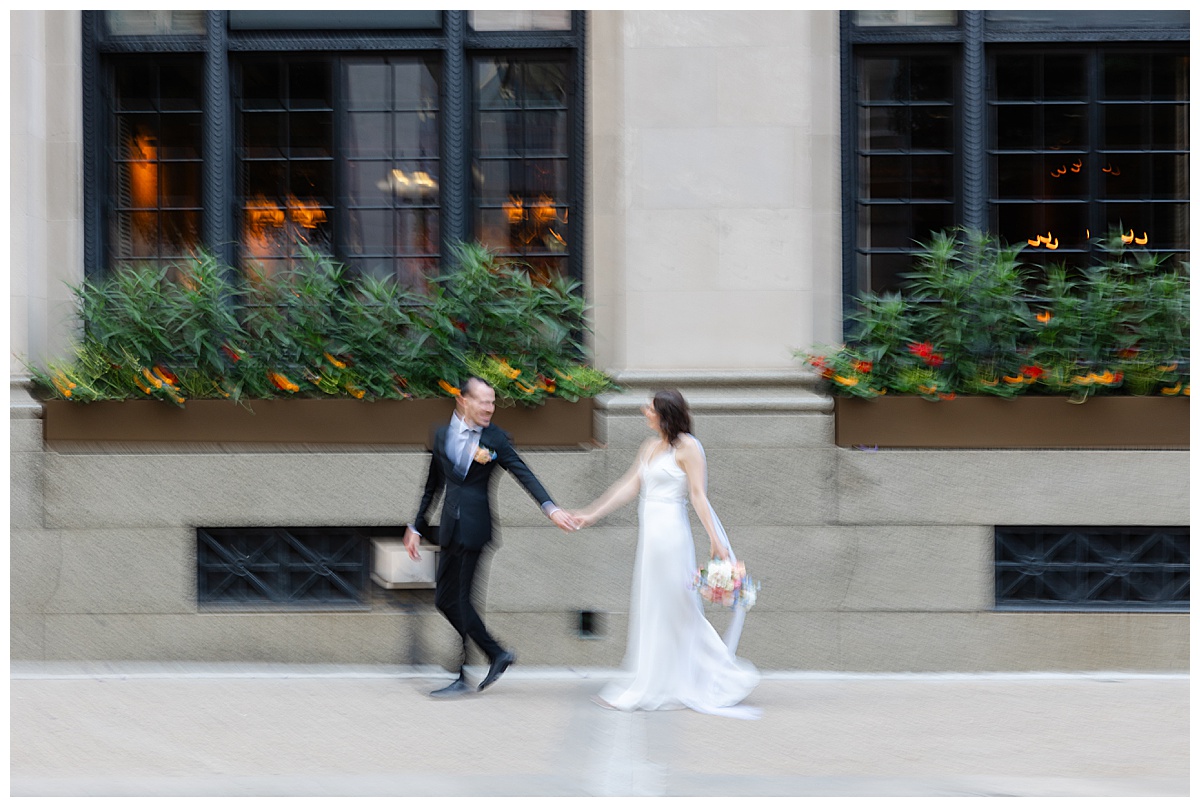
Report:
404,376,578,698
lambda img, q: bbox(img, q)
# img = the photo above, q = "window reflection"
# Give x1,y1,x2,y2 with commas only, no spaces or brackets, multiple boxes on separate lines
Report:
990,49,1189,269
473,57,571,281
237,58,334,276
109,58,204,271
343,57,441,287
857,51,955,292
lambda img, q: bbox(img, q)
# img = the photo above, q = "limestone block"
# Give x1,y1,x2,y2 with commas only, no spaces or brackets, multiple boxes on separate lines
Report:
44,451,431,529
11,417,44,453
624,209,720,292
837,450,1190,526
634,127,794,210
10,450,44,529
484,612,628,667
717,209,811,292
624,289,811,369
35,528,194,615
829,612,1190,673
717,46,814,128
41,612,432,664
701,525,991,614
626,45,717,128
486,526,637,613
701,447,835,526
10,530,62,614
624,10,817,49
11,613,45,660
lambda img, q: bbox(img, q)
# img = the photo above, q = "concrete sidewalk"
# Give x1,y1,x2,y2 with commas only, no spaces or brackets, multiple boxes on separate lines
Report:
9,663,1190,797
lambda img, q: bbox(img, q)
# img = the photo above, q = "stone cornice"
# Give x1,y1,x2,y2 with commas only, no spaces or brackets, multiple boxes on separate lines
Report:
597,369,833,414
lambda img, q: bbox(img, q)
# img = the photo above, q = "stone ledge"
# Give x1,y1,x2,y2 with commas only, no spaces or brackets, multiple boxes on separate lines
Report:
10,376,43,419
597,369,832,414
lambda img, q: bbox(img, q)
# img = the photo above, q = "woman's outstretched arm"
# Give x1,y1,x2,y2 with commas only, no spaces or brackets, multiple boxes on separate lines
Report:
571,439,652,527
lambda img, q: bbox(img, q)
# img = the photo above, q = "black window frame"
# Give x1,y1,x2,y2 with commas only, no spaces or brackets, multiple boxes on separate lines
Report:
841,10,1189,327
82,10,587,285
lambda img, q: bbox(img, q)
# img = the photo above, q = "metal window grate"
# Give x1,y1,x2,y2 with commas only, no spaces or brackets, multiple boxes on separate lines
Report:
995,526,1189,611
198,527,371,608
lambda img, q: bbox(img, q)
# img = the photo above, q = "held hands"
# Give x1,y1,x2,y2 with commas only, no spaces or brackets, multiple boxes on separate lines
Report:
566,510,597,530
550,508,581,533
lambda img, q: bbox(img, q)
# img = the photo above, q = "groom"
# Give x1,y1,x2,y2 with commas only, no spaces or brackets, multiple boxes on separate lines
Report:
404,376,577,698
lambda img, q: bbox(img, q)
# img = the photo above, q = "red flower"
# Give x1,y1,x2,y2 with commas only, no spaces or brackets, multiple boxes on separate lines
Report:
221,344,242,362
908,342,943,367
854,360,873,373
1020,365,1046,380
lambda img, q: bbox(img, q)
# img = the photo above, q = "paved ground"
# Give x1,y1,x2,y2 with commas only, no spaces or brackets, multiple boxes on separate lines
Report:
9,663,1190,798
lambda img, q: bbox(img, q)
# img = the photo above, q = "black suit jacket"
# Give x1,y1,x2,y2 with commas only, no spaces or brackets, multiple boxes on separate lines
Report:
413,422,554,551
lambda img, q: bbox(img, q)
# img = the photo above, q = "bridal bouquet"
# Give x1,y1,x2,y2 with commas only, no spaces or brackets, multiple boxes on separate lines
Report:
693,557,760,611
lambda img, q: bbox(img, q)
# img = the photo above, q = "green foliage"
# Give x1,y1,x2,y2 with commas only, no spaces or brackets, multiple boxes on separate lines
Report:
800,228,1189,401
28,243,617,406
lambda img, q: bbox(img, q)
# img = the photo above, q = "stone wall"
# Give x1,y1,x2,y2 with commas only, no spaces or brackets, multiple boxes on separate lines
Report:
11,375,1189,671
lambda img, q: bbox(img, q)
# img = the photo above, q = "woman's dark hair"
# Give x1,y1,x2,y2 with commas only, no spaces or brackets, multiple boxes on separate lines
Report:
652,389,693,445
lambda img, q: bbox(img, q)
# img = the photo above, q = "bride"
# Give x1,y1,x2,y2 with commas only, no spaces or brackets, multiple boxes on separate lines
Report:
572,390,760,717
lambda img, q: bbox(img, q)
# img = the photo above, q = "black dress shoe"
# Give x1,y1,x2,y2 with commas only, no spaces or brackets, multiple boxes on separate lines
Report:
478,650,515,691
429,677,472,699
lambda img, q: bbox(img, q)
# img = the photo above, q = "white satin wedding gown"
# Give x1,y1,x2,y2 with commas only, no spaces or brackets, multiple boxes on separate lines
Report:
599,439,760,718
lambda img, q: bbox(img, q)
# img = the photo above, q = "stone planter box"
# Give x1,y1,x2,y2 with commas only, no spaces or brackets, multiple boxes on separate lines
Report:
42,397,595,447
834,395,1189,449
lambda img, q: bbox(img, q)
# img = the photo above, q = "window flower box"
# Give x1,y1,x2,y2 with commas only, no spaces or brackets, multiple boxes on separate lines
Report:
41,396,595,447
834,395,1188,449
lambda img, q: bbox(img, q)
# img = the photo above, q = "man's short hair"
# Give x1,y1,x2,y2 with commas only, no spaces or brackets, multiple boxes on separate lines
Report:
460,375,494,397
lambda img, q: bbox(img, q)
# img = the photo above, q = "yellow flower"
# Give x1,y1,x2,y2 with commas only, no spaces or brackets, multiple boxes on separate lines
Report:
346,384,365,399
497,358,521,380
832,374,860,387
1161,382,1182,395
324,352,346,369
142,367,163,389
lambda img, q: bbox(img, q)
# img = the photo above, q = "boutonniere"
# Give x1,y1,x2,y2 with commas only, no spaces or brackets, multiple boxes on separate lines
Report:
474,445,497,465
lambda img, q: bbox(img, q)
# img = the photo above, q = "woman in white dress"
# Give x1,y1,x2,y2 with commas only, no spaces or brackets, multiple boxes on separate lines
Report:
572,390,760,717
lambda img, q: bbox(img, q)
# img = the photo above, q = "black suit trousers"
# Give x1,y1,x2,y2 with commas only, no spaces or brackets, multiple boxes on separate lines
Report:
434,540,504,669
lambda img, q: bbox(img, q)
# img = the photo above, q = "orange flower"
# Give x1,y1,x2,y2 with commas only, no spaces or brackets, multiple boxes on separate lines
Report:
1036,310,1053,323
832,375,860,387
1161,382,1183,395
324,352,346,369
268,371,299,392
938,392,956,401
153,365,178,386
853,360,873,373
142,367,164,389
438,379,461,396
